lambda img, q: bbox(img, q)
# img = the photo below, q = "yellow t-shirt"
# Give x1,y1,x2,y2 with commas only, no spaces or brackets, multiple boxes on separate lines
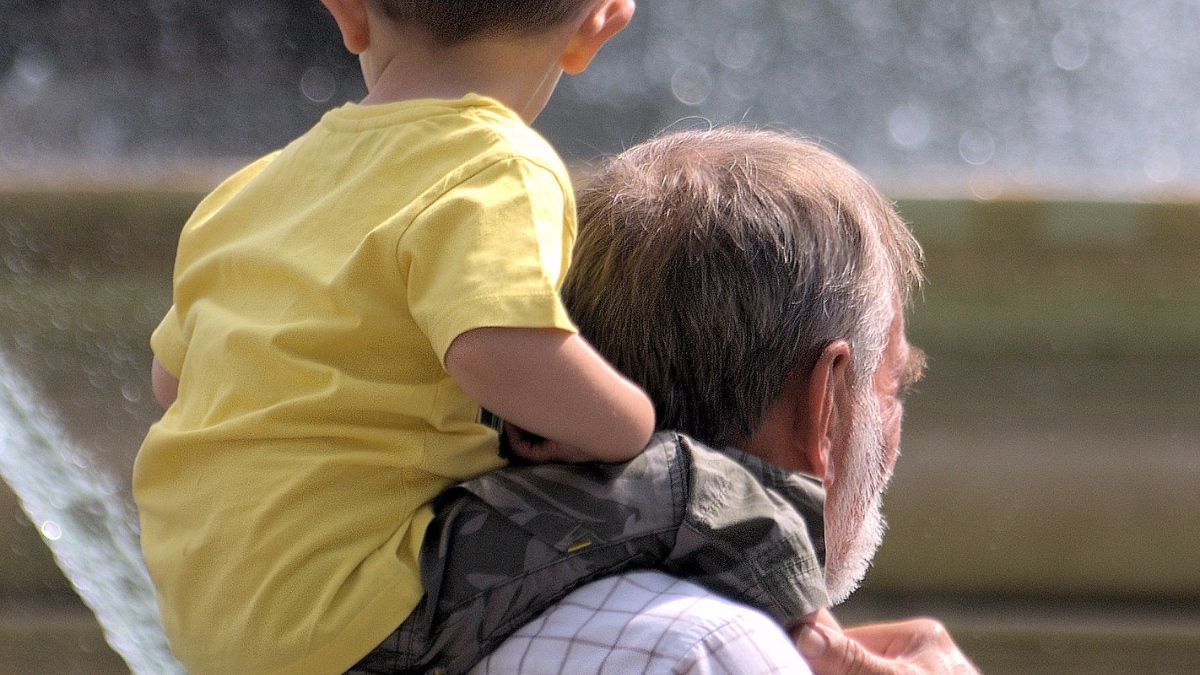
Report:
133,95,578,675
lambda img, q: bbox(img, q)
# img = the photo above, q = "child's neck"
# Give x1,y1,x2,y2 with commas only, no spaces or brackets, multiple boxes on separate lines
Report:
358,27,568,124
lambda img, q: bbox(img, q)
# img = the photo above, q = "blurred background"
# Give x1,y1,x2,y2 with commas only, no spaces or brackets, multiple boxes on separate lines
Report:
0,0,1197,673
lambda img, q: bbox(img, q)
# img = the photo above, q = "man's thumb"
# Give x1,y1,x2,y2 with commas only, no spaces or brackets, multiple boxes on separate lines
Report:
796,622,888,675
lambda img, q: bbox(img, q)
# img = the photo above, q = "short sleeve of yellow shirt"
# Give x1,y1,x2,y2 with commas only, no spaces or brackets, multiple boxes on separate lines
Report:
405,155,576,363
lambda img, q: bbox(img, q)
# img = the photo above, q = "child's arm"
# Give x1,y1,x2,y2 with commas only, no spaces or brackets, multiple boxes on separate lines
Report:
151,357,180,408
444,326,655,463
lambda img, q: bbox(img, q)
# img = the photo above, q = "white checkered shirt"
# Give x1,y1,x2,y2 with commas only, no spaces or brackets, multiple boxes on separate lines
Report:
470,571,814,675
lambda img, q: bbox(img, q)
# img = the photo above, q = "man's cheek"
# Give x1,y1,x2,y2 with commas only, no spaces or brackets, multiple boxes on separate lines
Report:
882,402,903,474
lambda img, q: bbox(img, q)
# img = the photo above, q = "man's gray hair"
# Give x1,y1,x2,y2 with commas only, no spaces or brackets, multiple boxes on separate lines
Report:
563,126,922,447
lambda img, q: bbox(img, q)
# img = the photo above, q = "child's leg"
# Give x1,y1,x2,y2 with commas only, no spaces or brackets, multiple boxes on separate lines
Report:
346,431,827,675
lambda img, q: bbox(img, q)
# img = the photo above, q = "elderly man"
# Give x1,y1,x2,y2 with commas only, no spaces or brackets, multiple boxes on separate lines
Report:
467,126,976,675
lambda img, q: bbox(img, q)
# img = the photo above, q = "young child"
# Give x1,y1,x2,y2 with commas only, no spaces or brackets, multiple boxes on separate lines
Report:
134,1,653,673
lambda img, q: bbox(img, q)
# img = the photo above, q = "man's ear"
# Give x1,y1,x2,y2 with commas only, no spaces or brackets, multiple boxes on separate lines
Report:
801,340,852,480
741,340,851,476
559,0,635,74
322,0,371,54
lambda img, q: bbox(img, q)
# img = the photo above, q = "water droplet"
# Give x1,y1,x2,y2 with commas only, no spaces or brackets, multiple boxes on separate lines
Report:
969,167,1005,200
300,67,336,104
41,520,62,541
14,52,54,88
1051,30,1090,71
888,104,931,149
990,0,1032,26
959,128,996,165
2,50,55,106
714,30,759,71
671,64,713,106
1144,145,1181,183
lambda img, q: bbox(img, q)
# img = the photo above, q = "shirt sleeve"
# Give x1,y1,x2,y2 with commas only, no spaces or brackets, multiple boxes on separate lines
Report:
400,157,578,364
677,606,816,675
469,571,814,675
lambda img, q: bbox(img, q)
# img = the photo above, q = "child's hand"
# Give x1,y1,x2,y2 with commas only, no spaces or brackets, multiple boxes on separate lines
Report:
502,423,596,464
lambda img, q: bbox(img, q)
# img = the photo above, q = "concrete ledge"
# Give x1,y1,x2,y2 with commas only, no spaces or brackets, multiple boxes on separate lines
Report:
839,596,1200,675
862,355,1200,600
4,187,1198,355
900,197,1200,357
0,598,128,675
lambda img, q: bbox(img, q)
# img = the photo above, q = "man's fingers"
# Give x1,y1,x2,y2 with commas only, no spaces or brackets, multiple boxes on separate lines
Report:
843,619,953,658
796,622,901,675
836,619,981,675
796,618,980,675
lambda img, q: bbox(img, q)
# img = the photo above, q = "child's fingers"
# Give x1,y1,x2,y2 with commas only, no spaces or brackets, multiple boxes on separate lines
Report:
500,423,597,463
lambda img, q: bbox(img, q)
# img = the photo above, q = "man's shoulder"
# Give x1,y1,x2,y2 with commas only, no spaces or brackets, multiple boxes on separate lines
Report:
472,571,814,675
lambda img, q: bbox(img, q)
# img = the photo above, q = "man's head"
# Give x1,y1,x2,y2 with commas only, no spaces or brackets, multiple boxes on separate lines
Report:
563,126,925,602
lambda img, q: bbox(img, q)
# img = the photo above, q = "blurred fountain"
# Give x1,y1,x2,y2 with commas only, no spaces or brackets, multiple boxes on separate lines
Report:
2,0,1200,195
0,350,184,674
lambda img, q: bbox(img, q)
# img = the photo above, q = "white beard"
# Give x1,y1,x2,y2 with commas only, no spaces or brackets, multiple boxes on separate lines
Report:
823,385,891,605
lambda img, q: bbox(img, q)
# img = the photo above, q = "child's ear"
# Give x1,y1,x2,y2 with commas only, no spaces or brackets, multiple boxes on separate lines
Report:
322,0,371,55
559,0,635,74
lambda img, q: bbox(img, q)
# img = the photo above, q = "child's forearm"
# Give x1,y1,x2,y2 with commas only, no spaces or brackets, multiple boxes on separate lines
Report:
445,327,655,462
151,357,180,408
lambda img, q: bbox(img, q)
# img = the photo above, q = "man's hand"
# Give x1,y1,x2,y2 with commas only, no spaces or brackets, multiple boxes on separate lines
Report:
794,619,980,675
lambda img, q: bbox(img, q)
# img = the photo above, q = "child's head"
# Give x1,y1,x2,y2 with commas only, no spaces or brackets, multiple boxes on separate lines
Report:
325,0,632,116
367,0,606,45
